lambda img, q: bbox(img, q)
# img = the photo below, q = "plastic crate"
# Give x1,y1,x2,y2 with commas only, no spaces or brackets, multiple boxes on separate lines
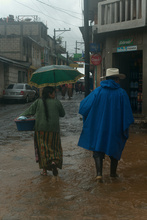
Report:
15,118,35,131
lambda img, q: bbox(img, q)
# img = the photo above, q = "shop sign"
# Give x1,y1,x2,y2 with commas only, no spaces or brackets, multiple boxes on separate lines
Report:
74,53,82,59
117,46,137,53
90,43,100,52
73,53,84,62
91,54,102,65
119,39,133,46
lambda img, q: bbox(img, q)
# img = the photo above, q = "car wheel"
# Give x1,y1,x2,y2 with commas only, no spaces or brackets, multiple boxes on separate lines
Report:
25,96,29,103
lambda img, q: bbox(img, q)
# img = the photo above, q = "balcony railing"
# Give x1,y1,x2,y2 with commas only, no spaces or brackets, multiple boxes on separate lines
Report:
97,0,147,33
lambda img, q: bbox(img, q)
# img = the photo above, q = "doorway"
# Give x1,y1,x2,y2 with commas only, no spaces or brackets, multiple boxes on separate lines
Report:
113,50,143,114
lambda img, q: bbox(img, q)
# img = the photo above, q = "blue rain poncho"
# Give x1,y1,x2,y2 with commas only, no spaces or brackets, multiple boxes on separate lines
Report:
78,79,134,160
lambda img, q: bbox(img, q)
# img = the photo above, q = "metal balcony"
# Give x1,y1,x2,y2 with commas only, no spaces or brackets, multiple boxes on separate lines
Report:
96,0,147,33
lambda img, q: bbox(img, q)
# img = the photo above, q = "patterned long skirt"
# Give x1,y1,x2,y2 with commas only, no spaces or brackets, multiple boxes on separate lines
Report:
68,88,73,98
34,131,63,170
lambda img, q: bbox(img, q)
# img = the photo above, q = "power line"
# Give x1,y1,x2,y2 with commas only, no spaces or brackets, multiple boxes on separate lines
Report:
12,0,83,54
36,0,82,20
36,0,82,17
35,0,84,54
32,0,84,52
14,0,82,27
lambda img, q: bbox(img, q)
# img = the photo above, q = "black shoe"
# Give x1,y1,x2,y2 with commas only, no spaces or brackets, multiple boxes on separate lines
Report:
51,163,58,176
110,173,119,178
110,158,118,177
94,157,103,177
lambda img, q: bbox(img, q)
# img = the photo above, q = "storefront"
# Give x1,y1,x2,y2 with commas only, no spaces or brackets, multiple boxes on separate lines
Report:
98,28,147,116
113,50,143,114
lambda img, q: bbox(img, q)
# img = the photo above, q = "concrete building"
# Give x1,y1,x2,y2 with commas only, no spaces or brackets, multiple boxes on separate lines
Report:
86,0,147,116
0,15,68,100
0,15,66,68
0,56,28,99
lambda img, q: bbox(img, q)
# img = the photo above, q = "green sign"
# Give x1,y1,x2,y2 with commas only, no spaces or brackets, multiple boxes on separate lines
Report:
74,53,82,58
119,39,133,46
73,53,84,62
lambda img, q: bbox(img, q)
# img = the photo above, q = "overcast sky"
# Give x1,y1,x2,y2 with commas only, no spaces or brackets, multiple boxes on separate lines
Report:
0,0,84,56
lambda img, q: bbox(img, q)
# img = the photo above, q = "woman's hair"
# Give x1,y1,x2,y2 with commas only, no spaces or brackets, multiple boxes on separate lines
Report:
42,86,55,121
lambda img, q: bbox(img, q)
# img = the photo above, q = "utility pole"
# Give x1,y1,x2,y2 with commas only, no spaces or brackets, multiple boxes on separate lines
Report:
53,29,56,65
75,41,84,54
84,0,90,97
54,28,71,65
65,41,69,65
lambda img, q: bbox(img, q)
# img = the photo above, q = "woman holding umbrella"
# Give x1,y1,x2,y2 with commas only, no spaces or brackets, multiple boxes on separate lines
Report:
20,86,65,176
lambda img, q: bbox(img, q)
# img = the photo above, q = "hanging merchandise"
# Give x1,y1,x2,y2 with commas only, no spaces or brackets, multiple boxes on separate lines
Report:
129,55,142,114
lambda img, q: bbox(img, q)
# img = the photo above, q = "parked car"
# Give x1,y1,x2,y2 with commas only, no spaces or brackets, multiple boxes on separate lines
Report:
3,83,37,103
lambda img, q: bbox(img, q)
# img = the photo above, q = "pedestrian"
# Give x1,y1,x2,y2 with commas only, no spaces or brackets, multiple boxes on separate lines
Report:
75,82,79,94
61,84,67,99
67,83,73,99
78,83,82,94
20,86,65,176
78,68,134,182
81,83,85,93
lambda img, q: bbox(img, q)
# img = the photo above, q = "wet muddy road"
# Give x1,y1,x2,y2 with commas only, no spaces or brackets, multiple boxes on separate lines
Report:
0,92,147,220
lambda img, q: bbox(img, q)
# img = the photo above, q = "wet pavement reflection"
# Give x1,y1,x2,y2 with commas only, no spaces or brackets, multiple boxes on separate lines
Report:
0,92,147,220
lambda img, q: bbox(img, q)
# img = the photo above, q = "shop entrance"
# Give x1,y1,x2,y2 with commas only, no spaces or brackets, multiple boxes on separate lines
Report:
113,51,143,114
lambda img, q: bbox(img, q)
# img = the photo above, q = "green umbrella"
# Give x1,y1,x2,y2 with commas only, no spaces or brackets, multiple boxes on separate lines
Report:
29,65,84,88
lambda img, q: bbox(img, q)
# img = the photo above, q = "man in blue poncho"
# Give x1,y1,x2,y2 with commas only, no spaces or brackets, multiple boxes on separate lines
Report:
78,68,134,181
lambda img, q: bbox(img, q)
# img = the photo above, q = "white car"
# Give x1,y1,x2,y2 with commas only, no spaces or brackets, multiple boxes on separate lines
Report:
3,83,37,103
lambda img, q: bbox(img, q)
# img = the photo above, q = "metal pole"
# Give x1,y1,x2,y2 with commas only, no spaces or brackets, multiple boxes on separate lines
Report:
75,41,77,54
84,0,90,97
54,28,71,66
54,29,56,65
66,41,69,65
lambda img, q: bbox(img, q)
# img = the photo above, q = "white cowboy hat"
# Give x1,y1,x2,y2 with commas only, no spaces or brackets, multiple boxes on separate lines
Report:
101,68,126,79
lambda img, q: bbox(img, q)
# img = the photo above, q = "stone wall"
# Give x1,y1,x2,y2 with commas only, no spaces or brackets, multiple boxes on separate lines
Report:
0,37,21,60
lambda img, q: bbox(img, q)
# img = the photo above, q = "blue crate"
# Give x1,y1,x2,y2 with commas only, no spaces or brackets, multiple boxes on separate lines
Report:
15,118,35,131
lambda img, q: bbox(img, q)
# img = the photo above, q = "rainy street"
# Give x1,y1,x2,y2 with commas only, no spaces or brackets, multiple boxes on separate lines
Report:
0,91,147,220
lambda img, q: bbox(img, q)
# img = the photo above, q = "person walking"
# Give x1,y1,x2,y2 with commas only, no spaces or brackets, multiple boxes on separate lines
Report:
78,83,82,94
20,86,65,176
75,82,79,94
61,84,67,99
67,83,73,100
78,68,134,182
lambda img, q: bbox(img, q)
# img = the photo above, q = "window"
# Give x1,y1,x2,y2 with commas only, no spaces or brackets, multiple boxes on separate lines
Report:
7,84,14,89
14,85,24,89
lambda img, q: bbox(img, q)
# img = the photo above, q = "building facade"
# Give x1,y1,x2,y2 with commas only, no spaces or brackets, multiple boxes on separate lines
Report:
0,56,28,99
87,0,147,116
0,15,68,100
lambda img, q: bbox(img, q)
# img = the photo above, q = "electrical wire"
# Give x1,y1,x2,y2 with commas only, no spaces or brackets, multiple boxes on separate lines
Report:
36,0,82,16
12,0,84,54
32,0,84,53
14,0,82,27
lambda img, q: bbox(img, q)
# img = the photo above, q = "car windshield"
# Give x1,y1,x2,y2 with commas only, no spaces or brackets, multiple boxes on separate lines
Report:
13,84,24,89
